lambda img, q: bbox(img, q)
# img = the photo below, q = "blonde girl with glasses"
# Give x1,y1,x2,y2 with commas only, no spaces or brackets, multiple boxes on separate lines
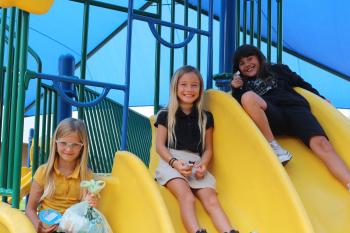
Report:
155,66,239,233
26,118,97,233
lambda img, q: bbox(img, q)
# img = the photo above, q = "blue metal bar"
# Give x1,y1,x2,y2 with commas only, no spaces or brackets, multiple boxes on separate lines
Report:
122,0,135,150
148,22,195,48
57,55,74,121
133,14,210,36
26,71,126,108
30,72,126,90
206,0,213,89
219,0,236,73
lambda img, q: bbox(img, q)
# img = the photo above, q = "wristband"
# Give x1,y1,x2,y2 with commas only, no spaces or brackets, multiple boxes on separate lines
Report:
168,158,178,168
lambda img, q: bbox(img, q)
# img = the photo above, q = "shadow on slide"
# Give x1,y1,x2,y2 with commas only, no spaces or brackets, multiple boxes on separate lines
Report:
149,89,314,233
98,151,175,233
279,88,350,233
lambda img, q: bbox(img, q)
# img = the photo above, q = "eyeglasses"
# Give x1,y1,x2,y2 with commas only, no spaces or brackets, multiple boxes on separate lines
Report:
56,140,84,150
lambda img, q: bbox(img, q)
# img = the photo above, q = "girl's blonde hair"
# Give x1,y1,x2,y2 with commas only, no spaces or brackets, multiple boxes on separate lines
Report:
165,65,207,152
41,118,90,201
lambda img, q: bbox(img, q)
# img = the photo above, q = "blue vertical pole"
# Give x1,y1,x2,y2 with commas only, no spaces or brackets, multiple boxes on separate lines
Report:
57,55,74,122
206,0,213,89
121,0,134,150
27,128,34,167
219,0,236,73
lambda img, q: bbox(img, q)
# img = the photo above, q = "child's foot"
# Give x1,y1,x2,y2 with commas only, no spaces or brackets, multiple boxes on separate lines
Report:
269,140,292,165
225,230,239,233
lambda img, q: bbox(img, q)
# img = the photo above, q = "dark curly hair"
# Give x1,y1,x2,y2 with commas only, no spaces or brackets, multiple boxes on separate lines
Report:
232,44,271,79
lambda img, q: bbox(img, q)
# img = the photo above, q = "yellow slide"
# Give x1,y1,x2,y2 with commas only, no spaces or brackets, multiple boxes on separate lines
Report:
20,167,32,199
0,202,36,233
279,88,350,233
149,89,314,233
98,151,175,233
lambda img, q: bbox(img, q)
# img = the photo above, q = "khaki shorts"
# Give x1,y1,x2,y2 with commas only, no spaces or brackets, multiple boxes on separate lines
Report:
155,149,216,190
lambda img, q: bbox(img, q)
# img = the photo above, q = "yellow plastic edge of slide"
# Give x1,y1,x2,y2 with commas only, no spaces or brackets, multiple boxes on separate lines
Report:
278,88,350,233
149,89,314,233
0,202,36,233
98,151,175,233
0,0,54,15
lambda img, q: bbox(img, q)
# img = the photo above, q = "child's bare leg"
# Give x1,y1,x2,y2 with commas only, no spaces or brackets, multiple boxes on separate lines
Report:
309,136,350,187
241,91,274,141
194,188,235,232
166,178,200,233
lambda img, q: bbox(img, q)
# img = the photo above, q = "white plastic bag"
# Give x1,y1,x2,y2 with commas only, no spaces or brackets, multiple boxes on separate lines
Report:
57,201,112,233
57,180,112,233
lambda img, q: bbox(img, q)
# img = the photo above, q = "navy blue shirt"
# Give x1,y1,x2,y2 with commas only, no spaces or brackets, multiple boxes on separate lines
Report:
154,108,214,154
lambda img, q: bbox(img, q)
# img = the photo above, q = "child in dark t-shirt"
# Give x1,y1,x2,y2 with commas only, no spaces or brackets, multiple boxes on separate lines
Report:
231,44,350,190
155,65,239,233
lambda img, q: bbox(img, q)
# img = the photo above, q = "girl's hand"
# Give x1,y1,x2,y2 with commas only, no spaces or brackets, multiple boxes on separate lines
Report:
85,192,99,208
231,74,243,88
37,221,58,233
173,160,192,177
194,162,207,179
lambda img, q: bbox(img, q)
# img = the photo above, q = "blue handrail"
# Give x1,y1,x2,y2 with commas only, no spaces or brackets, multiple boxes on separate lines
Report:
26,71,126,108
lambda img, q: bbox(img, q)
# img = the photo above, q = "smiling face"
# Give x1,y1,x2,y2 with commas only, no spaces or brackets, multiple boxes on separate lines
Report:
176,72,201,107
238,55,261,78
56,132,83,163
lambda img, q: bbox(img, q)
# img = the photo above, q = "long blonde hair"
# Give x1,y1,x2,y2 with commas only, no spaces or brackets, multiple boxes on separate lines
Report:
41,118,90,200
166,65,207,151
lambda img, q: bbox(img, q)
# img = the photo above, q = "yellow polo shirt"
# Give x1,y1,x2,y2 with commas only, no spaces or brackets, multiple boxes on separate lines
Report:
34,161,93,214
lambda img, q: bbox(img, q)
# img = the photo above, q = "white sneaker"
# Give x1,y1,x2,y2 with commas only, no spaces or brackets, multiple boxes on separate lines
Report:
269,140,292,165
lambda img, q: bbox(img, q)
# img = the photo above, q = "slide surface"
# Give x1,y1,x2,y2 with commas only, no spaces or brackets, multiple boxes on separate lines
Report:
149,89,314,233
20,167,32,199
280,88,350,233
98,151,175,233
0,202,36,233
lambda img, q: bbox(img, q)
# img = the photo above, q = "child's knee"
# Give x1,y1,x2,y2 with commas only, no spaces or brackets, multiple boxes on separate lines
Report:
181,192,196,205
310,136,333,153
241,91,258,107
203,194,220,210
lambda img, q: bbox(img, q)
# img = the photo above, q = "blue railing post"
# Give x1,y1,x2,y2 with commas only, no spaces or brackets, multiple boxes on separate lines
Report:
27,128,34,167
219,0,236,73
57,55,74,122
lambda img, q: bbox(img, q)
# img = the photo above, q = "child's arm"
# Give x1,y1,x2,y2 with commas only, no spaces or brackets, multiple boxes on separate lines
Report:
156,124,192,177
25,181,57,233
195,127,213,179
276,64,325,98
